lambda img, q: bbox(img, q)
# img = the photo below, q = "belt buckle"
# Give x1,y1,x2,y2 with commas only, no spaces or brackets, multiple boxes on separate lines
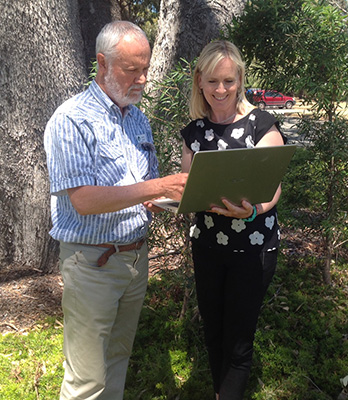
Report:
135,239,143,250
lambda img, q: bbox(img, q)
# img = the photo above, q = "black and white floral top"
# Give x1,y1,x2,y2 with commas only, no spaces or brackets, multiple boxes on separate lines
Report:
180,109,287,253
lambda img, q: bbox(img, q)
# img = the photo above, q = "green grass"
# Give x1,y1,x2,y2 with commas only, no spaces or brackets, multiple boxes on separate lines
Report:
0,318,64,399
250,254,348,400
1,255,347,399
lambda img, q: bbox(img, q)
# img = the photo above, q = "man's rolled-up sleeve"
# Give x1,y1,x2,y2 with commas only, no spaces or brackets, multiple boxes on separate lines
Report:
44,113,95,195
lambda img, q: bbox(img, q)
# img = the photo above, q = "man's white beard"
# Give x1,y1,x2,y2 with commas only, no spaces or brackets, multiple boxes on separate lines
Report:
105,69,143,108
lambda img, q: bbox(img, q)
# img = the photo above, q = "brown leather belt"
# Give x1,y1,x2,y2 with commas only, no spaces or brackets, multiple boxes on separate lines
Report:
83,238,145,267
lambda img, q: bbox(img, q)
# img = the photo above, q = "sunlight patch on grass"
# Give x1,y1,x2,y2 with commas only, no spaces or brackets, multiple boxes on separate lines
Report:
169,349,192,387
0,318,64,400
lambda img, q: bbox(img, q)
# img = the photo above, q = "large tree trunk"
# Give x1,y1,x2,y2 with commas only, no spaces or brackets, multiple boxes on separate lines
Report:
0,1,87,271
147,0,247,89
78,0,121,70
0,0,246,273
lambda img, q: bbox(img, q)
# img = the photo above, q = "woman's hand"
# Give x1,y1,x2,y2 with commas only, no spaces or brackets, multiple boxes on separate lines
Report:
209,198,254,219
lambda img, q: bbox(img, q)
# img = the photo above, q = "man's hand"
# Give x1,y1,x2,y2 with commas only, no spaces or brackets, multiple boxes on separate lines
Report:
158,173,188,201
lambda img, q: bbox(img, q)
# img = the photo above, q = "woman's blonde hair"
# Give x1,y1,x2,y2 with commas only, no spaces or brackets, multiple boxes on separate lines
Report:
189,40,254,120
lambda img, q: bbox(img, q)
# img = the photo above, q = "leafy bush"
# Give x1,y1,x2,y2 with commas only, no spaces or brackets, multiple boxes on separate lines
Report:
142,59,195,267
143,58,193,176
278,117,348,283
223,0,348,284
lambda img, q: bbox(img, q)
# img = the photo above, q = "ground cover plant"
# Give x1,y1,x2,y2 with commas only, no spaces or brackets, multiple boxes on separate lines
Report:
1,241,347,399
0,318,64,399
124,225,348,400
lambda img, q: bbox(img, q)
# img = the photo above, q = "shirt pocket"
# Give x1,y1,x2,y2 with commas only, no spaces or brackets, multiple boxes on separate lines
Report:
137,142,158,181
96,142,133,186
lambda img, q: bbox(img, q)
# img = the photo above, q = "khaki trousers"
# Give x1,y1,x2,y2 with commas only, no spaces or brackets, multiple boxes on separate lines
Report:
59,241,149,400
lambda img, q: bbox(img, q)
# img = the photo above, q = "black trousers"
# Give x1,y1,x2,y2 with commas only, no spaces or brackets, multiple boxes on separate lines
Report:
192,242,278,400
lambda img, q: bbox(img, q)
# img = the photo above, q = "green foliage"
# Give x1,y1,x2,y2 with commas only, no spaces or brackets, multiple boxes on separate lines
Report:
299,117,348,266
142,18,159,48
124,269,213,400
128,0,159,27
141,59,195,259
224,0,348,117
278,118,348,283
86,59,97,86
223,0,348,282
278,147,314,216
223,0,302,80
143,58,193,176
298,118,348,216
130,0,159,48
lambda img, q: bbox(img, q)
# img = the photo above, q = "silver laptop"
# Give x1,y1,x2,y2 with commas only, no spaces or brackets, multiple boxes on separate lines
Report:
152,145,297,214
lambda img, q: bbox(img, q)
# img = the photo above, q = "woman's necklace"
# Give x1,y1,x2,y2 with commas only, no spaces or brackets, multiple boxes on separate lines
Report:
212,111,237,124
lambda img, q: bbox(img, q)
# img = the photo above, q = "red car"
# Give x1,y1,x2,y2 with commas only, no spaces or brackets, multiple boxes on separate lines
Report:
251,90,296,110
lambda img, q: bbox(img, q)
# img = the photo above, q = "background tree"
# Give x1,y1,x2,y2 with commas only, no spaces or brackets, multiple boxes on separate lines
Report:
0,0,248,272
147,0,247,92
78,0,121,70
223,0,348,284
0,1,87,271
70,0,160,73
226,0,348,119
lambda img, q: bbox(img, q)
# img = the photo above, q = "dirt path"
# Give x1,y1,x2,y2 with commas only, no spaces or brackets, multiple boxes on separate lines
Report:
0,248,179,335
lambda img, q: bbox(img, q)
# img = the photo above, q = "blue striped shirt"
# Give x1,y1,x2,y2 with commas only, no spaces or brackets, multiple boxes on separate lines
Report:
44,80,159,244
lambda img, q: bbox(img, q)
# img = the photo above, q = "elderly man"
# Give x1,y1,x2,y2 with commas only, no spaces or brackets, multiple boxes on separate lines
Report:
44,21,187,400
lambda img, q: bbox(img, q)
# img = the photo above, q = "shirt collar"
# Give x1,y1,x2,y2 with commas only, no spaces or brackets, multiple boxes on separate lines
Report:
89,80,133,118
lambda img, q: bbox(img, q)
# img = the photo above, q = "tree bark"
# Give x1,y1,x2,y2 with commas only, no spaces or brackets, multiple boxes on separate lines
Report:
322,237,333,285
78,0,121,70
0,1,87,271
147,0,247,90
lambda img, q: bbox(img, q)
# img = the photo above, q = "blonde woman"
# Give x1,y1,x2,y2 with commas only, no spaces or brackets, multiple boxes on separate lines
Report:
181,40,287,400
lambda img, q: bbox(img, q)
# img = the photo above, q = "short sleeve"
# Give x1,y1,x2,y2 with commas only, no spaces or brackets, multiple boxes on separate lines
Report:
253,110,287,145
44,113,96,195
181,120,199,150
